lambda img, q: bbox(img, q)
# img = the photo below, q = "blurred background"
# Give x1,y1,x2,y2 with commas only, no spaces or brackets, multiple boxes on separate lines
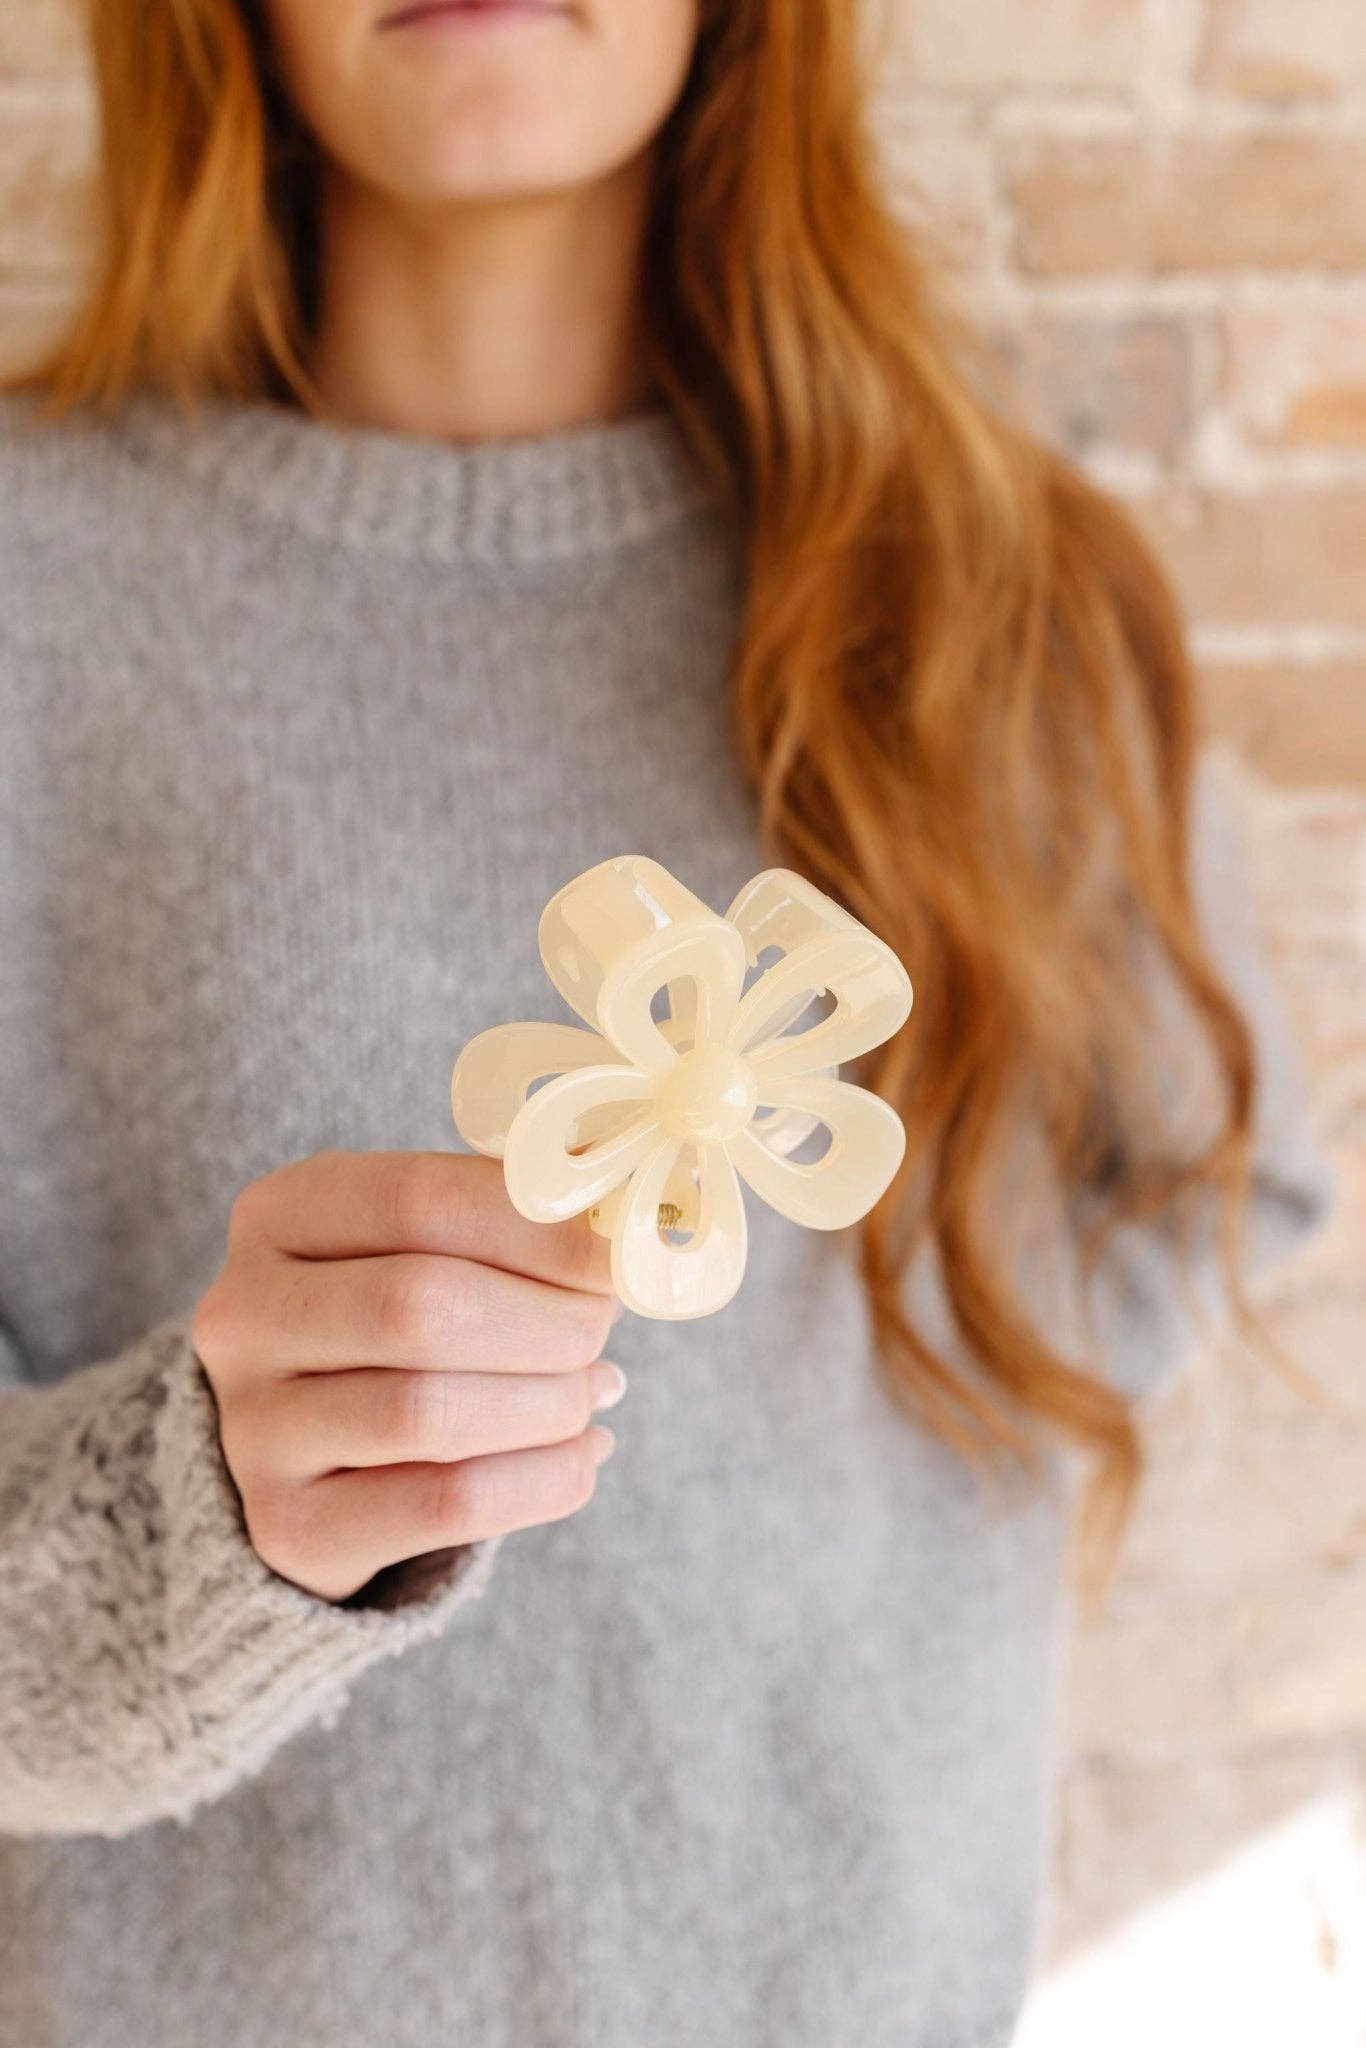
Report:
2,2,1362,2039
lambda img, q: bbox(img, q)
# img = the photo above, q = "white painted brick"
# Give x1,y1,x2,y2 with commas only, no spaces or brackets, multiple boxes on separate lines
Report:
0,83,96,274
1199,0,1366,100
871,0,1146,94
0,0,87,79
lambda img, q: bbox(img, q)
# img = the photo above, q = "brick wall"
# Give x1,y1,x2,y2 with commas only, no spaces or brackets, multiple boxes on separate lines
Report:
868,0,1366,793
869,7,1366,2031
3,1,1364,2037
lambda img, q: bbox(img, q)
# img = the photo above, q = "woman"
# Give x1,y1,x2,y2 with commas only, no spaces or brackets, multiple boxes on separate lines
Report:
0,1,1334,2043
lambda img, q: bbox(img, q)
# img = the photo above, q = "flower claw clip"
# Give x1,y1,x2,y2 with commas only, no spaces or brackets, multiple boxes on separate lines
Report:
450,856,913,1320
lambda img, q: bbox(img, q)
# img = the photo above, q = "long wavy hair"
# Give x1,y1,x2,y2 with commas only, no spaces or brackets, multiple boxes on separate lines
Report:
8,0,1257,1572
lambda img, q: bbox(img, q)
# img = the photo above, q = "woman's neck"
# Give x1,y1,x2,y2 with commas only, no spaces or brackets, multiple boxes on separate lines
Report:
308,155,660,444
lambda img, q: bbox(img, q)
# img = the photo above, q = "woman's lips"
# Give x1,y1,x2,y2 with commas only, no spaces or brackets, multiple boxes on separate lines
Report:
379,0,570,29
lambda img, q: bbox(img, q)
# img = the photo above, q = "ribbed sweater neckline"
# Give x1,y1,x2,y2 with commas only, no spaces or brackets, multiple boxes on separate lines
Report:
114,388,721,567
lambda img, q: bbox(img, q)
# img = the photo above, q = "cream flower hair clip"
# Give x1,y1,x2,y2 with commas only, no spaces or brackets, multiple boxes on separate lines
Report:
450,856,913,1320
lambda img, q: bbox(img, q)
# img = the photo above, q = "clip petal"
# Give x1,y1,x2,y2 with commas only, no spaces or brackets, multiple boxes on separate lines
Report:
450,856,913,1319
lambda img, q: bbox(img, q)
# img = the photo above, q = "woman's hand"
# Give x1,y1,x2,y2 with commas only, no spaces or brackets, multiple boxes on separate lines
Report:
191,1149,624,1603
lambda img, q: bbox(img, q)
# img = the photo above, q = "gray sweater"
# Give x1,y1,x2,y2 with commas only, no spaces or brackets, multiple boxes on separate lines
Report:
0,385,1334,2048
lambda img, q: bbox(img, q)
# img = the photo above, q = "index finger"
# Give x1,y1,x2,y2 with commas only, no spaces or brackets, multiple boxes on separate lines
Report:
232,1149,618,1297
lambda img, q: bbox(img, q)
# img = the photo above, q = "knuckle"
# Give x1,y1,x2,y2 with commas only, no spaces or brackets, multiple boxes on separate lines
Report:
393,1370,460,1462
553,1369,598,1441
191,1275,249,1381
226,1175,270,1248
415,1424,604,1550
573,1290,618,1365
436,1256,480,1331
377,1153,451,1251
421,1457,477,1543
242,1478,314,1578
214,1386,261,1477
190,1278,230,1363
372,1255,447,1350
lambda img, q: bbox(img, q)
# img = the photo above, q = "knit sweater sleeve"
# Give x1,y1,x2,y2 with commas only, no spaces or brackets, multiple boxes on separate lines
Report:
1079,751,1337,1403
0,1312,505,1841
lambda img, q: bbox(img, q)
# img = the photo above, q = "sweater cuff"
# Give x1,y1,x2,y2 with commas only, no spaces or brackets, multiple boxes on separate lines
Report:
150,1317,504,1811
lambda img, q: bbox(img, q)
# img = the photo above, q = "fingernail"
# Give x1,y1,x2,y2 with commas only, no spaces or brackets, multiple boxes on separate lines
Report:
590,1426,617,1464
592,1361,628,1411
